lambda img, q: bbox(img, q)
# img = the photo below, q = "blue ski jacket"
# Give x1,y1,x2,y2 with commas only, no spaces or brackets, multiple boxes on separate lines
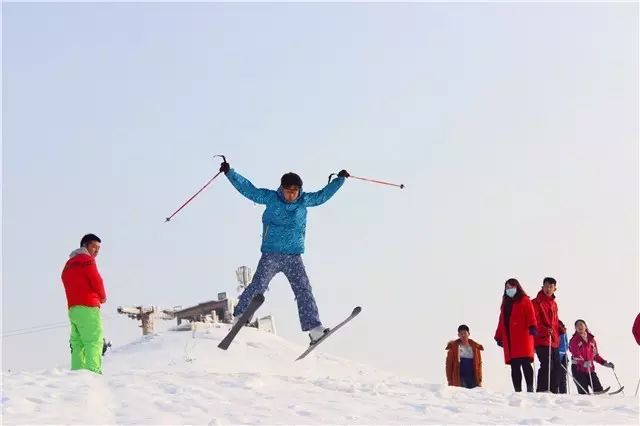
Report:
226,169,345,254
558,332,569,358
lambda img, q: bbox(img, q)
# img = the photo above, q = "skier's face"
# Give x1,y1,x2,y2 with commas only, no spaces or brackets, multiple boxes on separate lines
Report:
575,321,587,334
282,185,300,203
458,330,470,342
542,282,556,296
85,241,101,258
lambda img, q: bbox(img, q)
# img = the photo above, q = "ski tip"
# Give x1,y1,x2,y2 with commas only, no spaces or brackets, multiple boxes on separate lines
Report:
609,386,624,395
353,306,362,314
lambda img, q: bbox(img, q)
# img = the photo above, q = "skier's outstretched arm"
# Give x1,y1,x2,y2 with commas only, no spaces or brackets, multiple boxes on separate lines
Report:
304,176,346,207
226,168,275,205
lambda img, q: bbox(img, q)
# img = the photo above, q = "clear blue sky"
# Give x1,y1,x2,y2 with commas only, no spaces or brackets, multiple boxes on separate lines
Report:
3,3,638,390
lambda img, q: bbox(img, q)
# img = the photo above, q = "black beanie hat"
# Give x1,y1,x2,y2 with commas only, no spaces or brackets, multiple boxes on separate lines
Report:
281,172,303,188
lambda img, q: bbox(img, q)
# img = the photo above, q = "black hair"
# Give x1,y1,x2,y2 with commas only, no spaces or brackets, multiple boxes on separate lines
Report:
281,172,303,188
575,319,587,328
543,277,557,285
457,324,470,333
502,278,527,305
80,233,101,247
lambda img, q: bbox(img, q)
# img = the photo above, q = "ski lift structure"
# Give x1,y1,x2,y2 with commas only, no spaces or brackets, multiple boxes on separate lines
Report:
117,265,276,336
236,266,252,293
235,265,276,334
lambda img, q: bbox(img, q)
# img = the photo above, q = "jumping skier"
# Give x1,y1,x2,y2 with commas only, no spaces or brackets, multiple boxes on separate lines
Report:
219,160,349,344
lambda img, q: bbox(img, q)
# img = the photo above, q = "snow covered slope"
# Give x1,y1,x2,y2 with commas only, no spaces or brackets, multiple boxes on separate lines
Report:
2,324,638,425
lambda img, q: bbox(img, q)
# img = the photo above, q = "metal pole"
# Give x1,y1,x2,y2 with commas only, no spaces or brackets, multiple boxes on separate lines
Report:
611,368,625,396
561,361,588,394
548,335,552,392
566,357,571,394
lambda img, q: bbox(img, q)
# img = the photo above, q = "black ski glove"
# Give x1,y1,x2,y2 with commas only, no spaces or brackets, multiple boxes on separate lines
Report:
495,338,503,347
338,169,350,178
528,326,537,336
604,361,615,369
220,161,230,174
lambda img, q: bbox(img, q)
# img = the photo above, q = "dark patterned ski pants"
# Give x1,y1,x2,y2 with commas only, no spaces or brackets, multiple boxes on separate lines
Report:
233,253,321,331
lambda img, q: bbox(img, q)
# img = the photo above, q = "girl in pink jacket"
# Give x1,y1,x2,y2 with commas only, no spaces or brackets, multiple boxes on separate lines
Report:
569,319,614,394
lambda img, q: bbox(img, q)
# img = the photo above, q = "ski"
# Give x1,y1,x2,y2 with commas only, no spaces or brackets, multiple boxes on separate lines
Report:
593,386,611,395
217,294,265,350
609,386,624,395
295,306,362,361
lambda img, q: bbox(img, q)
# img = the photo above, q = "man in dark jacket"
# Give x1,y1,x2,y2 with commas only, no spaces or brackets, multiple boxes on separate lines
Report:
532,276,561,393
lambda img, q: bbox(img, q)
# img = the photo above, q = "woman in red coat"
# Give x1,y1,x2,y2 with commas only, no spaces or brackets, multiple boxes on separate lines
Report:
494,278,538,392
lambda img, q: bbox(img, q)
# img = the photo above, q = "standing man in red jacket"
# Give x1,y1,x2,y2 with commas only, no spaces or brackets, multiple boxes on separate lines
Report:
61,234,106,374
532,276,561,393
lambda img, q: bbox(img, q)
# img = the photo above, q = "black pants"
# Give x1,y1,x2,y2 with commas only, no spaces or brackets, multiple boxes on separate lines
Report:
557,355,568,394
572,365,604,394
510,357,534,392
535,346,560,393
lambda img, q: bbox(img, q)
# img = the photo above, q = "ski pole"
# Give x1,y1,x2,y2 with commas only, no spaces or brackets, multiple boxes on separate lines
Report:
611,368,625,395
635,378,640,397
561,361,588,394
165,154,227,223
548,335,552,392
566,357,571,394
588,364,594,394
328,173,405,189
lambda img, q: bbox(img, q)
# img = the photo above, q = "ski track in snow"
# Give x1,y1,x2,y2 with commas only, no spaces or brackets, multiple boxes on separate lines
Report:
2,326,638,425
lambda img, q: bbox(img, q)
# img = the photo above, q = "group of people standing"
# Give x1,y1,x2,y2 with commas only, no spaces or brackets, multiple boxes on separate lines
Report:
447,277,637,394
60,164,640,388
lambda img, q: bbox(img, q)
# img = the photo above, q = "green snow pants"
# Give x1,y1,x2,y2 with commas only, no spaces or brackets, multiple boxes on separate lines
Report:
68,305,103,374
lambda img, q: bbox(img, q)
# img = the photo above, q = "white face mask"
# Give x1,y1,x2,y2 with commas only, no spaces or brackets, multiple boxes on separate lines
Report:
505,288,517,298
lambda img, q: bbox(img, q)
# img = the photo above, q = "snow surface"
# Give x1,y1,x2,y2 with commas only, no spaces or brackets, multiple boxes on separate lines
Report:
2,324,638,425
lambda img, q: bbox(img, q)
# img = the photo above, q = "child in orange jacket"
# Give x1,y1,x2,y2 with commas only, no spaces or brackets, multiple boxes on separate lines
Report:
445,324,484,388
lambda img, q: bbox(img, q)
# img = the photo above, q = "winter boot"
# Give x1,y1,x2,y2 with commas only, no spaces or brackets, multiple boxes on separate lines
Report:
309,325,330,345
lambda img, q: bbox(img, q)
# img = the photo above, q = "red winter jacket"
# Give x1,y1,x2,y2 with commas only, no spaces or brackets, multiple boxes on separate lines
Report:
494,295,538,364
569,332,606,374
61,248,106,308
531,290,559,348
633,313,640,346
